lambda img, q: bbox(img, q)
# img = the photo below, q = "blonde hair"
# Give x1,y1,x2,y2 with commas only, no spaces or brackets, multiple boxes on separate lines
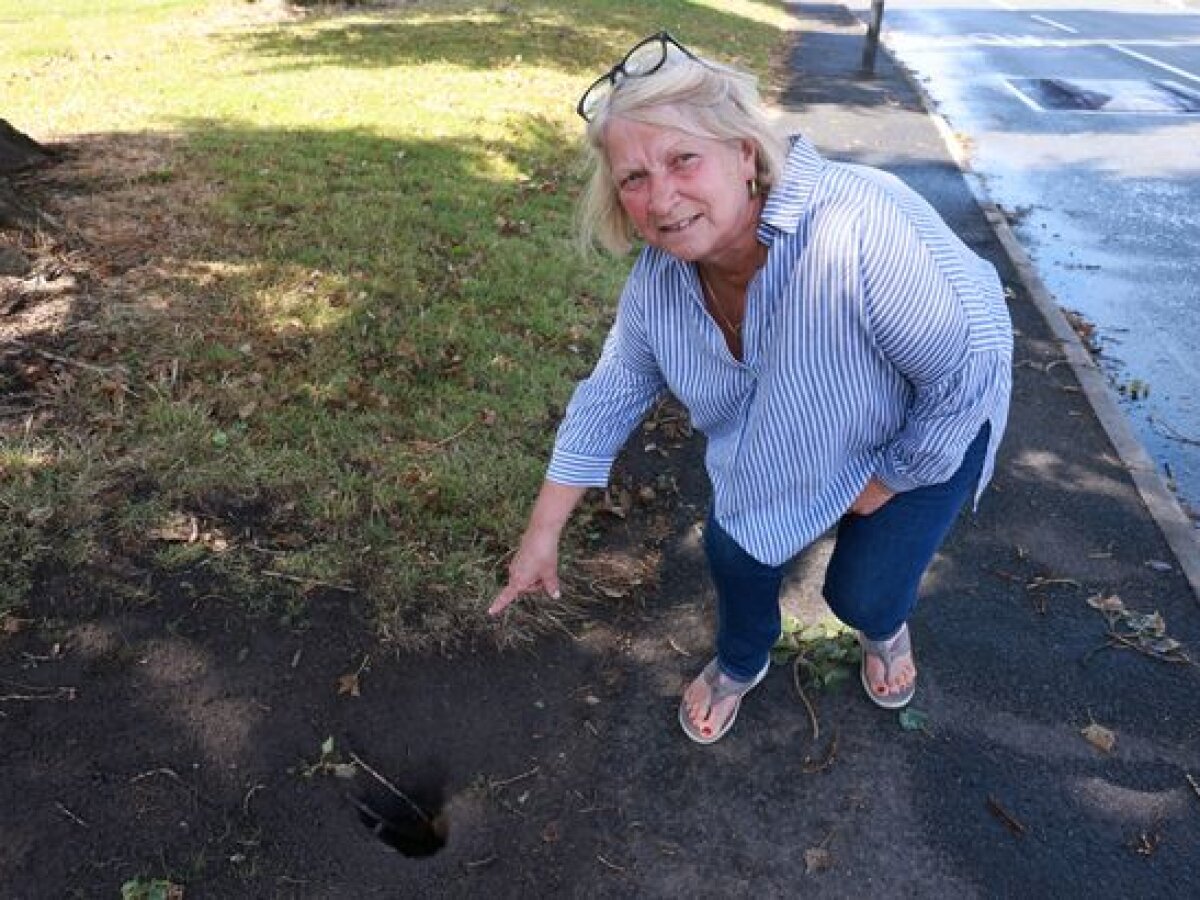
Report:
577,51,788,255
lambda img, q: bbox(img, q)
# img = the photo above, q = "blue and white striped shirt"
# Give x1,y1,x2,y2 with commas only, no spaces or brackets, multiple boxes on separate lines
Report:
548,136,1012,566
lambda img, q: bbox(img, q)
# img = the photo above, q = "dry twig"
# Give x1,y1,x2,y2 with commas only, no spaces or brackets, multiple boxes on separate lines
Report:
55,802,88,828
489,765,540,790
0,681,76,702
7,339,141,397
792,656,820,742
1105,630,1193,665
1186,773,1200,805
802,729,840,774
986,796,1027,837
130,767,182,784
243,783,265,817
597,853,626,873
347,750,431,826
666,636,691,657
261,570,355,593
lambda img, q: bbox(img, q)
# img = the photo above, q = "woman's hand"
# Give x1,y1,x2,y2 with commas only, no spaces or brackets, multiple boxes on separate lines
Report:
488,481,586,617
488,527,562,616
850,477,895,516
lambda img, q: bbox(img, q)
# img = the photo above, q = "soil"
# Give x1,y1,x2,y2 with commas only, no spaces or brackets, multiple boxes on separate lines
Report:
0,405,729,898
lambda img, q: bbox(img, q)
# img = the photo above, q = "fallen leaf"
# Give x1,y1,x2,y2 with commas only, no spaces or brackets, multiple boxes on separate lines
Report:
336,673,361,697
1126,612,1165,636
804,847,832,874
1131,828,1160,856
1082,723,1116,753
1086,594,1125,614
898,707,930,732
2,615,27,635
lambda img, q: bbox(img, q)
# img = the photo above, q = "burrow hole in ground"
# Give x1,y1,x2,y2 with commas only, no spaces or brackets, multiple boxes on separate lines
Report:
348,773,448,858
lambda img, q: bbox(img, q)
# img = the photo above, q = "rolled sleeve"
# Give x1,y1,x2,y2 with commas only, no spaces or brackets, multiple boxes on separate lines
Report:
546,447,616,487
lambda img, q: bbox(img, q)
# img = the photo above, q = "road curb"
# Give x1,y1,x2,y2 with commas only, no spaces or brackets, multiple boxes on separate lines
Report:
864,16,1200,602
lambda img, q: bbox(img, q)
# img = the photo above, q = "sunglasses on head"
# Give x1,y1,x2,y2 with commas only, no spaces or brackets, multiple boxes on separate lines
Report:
576,31,700,122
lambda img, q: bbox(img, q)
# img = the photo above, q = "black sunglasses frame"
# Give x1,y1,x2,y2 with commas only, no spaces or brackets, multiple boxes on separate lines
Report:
576,31,699,122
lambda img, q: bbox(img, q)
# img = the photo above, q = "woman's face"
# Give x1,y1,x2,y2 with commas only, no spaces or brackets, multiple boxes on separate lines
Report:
603,113,759,268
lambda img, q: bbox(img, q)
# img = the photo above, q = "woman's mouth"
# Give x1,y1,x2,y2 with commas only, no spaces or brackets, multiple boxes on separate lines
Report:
659,214,702,234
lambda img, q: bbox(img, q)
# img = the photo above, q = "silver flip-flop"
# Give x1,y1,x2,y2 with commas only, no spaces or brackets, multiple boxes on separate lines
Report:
858,624,917,709
678,657,770,745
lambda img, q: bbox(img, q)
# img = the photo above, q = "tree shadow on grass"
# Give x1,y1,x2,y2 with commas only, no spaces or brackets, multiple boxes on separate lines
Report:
222,0,786,76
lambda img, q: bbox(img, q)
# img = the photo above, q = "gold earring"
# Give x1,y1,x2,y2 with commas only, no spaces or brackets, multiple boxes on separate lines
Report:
748,178,760,199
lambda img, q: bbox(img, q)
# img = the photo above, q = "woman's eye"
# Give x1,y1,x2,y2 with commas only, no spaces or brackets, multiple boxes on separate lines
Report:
619,172,646,190
673,153,699,169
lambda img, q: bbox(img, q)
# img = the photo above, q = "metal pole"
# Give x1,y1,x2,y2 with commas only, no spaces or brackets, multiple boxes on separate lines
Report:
861,0,886,74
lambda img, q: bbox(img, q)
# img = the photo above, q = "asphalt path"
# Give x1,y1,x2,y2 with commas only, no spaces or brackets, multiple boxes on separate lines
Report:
850,0,1200,524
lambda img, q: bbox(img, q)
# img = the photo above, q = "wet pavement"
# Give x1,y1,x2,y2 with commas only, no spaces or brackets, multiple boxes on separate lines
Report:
850,0,1200,523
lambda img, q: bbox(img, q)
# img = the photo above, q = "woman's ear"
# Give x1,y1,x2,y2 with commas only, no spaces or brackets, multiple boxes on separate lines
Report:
739,139,759,181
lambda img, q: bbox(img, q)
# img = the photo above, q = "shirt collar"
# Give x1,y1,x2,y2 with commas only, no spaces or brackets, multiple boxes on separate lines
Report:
757,135,827,244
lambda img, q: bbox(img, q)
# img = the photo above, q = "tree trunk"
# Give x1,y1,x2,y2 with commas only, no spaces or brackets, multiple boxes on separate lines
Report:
0,119,55,231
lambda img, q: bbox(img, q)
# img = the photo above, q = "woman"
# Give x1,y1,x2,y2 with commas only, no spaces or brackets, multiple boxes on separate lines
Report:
488,33,1012,745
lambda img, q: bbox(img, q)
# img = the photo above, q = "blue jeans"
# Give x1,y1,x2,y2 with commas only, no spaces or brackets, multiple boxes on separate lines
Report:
705,424,990,681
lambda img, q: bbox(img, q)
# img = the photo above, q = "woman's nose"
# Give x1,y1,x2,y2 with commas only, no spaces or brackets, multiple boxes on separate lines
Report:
646,174,676,216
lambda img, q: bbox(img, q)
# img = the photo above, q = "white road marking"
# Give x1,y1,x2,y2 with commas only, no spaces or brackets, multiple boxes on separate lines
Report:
1000,78,1046,111
1030,15,1078,35
1109,43,1200,87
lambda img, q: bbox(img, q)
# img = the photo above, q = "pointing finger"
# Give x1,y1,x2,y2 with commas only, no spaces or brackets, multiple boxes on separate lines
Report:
487,584,521,617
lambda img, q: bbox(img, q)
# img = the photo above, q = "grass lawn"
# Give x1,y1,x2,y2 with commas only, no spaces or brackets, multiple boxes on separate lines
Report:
0,0,793,650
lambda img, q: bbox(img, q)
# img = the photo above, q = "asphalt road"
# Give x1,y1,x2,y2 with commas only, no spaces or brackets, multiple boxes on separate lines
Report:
852,0,1200,523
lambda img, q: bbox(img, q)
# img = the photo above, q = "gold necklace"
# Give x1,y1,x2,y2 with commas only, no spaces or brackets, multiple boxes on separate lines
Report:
697,267,742,335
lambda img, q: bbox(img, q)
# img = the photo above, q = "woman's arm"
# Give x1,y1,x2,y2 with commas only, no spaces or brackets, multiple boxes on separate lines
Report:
858,186,1009,493
490,255,667,613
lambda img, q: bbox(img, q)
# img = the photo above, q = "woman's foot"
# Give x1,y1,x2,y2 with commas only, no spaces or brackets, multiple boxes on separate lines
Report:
858,624,917,709
678,658,769,744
